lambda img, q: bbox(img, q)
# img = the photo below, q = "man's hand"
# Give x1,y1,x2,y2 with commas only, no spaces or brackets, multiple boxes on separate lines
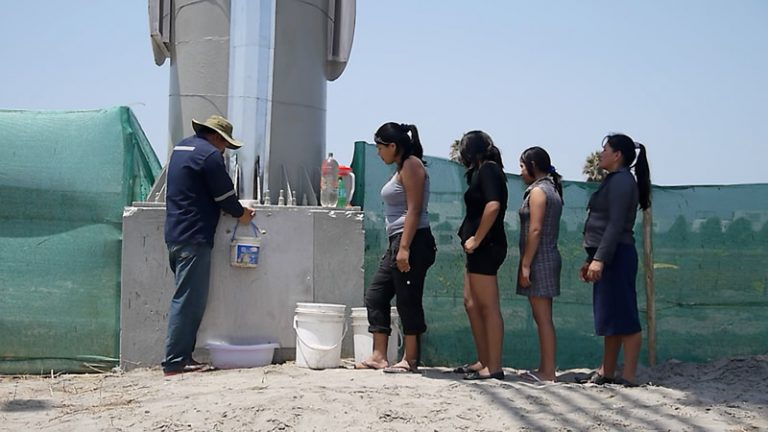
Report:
238,207,255,224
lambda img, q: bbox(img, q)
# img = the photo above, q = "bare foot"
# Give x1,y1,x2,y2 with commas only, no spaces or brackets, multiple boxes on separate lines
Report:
354,358,388,370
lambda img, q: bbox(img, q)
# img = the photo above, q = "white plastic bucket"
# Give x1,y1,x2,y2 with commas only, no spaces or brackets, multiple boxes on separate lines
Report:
230,238,260,267
293,303,347,369
230,222,262,268
350,307,402,364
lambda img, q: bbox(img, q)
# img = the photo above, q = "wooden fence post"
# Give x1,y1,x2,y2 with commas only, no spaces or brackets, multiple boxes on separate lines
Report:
643,208,656,367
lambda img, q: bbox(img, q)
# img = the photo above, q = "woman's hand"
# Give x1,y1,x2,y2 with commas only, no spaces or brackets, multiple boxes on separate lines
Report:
518,265,532,288
585,260,604,282
463,236,479,254
396,247,411,272
579,262,590,282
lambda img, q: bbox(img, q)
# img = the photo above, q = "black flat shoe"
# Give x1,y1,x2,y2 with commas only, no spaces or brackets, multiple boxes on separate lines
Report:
463,371,505,381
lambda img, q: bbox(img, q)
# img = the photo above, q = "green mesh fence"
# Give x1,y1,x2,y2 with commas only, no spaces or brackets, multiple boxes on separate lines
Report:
0,107,161,374
351,141,768,369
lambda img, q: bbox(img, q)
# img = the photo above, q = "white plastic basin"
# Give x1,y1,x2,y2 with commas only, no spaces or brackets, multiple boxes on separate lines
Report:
206,342,280,369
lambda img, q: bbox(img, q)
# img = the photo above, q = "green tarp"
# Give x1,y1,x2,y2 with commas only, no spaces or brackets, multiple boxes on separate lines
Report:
0,107,161,373
352,141,768,368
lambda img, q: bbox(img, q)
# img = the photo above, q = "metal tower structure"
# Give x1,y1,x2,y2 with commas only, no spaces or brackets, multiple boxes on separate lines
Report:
148,0,355,204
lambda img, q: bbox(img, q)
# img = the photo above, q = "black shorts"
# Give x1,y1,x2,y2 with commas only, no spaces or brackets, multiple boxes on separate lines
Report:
465,240,507,276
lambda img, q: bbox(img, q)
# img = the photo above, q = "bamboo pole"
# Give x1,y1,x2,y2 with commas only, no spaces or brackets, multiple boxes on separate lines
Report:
642,208,656,366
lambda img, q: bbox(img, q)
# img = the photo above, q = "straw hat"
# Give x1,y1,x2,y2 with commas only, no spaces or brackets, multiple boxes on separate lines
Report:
191,115,243,149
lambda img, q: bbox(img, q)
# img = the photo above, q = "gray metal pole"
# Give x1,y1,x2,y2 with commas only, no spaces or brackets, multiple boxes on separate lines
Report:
227,0,275,201
168,0,232,153
266,0,330,205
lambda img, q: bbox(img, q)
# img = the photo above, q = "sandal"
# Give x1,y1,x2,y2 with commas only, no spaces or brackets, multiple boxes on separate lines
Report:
577,372,614,385
463,370,505,381
383,365,419,374
452,363,482,374
383,360,419,374
518,370,546,383
354,360,386,370
576,371,597,384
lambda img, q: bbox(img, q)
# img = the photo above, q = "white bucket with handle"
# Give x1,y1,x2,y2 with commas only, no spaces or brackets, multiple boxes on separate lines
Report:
293,303,347,369
350,307,402,364
230,221,262,268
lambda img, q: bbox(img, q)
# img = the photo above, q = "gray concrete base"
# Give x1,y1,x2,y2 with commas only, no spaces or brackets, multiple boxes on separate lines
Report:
120,202,364,370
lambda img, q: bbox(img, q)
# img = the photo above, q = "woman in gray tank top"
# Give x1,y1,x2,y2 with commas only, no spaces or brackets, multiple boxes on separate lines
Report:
516,146,563,383
355,122,436,374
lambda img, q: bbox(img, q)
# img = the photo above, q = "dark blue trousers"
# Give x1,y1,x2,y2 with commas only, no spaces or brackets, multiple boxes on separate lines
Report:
593,243,641,336
163,243,212,373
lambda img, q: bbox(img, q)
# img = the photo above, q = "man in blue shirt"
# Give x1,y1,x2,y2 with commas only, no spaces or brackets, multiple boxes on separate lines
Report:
162,115,254,376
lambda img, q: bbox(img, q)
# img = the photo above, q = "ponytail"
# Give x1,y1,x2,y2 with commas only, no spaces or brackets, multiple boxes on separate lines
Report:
520,146,562,202
604,134,651,210
485,143,504,170
374,122,426,171
402,124,425,163
634,143,651,210
550,169,564,202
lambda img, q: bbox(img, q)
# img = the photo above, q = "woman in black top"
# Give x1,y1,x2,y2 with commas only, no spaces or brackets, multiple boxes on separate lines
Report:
454,131,508,380
580,133,651,387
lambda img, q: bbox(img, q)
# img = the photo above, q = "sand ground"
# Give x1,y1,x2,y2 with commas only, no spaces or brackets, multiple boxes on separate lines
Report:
1,355,766,431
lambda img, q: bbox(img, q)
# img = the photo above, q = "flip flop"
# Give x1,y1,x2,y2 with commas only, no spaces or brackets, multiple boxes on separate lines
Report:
518,370,544,383
354,360,386,370
194,364,217,373
575,371,598,384
463,370,504,381
163,362,216,376
383,365,418,374
452,363,481,374
576,372,614,385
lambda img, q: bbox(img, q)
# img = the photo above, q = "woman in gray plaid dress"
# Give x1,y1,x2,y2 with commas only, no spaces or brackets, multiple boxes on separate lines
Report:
516,147,563,382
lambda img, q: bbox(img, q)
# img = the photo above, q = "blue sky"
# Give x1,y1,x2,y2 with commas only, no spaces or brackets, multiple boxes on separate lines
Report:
2,1,766,185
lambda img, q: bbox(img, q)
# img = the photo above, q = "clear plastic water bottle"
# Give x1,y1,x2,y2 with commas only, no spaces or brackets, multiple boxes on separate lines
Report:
320,153,339,207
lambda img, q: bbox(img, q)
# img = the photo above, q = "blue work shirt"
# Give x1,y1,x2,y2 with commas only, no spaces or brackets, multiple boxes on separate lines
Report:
164,135,244,247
